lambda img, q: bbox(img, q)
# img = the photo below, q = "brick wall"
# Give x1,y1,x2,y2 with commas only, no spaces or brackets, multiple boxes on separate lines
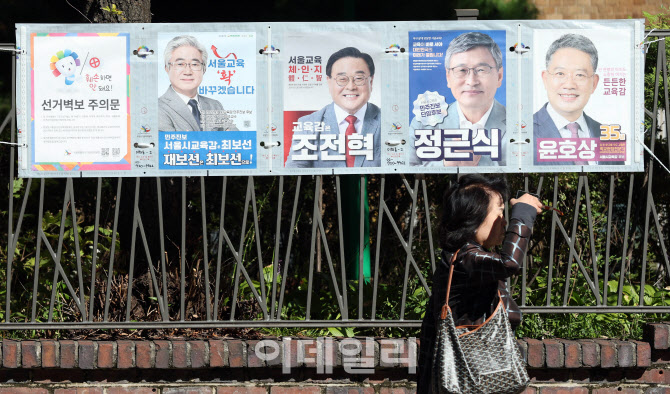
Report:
531,0,664,20
3,323,670,392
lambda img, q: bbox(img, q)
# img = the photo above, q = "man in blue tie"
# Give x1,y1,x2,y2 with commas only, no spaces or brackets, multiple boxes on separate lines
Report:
158,35,237,132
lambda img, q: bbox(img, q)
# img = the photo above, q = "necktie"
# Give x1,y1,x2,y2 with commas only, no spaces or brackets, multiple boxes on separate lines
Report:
188,99,201,131
567,122,587,165
345,115,357,167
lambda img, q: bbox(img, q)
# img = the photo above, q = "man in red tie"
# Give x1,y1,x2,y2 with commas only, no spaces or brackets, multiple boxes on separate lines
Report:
534,34,622,166
285,47,381,168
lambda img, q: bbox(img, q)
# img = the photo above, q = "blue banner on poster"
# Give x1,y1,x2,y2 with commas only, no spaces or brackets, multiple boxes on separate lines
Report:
159,131,257,170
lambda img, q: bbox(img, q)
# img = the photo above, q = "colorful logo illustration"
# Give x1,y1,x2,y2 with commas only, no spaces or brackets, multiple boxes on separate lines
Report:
65,150,72,156
386,44,403,56
50,49,81,85
136,46,152,58
262,45,277,54
392,122,402,130
141,126,151,133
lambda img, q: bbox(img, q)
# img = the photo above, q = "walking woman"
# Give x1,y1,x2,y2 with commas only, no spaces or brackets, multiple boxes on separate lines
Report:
418,175,543,393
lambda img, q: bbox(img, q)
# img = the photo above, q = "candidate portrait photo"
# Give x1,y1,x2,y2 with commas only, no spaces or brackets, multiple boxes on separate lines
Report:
407,30,508,168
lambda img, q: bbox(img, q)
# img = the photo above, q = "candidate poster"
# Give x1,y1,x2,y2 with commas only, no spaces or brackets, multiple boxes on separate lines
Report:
282,32,382,172
157,32,257,172
532,29,632,168
408,30,507,170
31,33,131,172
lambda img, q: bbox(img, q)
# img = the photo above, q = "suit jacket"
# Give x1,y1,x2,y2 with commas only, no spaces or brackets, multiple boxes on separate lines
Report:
533,102,622,166
285,102,381,168
408,99,507,167
158,86,238,131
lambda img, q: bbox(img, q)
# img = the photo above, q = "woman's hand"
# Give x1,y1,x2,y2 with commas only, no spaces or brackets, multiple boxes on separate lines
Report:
510,193,543,214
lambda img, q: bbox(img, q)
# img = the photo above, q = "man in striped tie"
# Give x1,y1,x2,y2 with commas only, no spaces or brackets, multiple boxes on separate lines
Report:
285,47,381,168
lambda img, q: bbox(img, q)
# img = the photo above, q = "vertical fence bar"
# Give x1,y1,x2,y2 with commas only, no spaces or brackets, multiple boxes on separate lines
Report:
562,176,583,306
371,175,385,318
88,178,102,321
358,175,365,320
640,40,665,305
335,176,349,321
618,174,635,306
399,177,419,321
582,178,602,305
104,178,123,321
421,176,436,274
545,175,559,306
125,178,141,322
181,177,187,321
155,178,169,319
31,179,45,322
213,176,227,320
270,176,284,320
249,177,268,317
603,175,615,305
200,176,212,321
69,179,87,320
5,53,16,321
305,176,322,321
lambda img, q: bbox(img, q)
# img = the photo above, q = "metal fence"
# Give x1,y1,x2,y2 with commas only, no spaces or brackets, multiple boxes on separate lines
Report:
0,32,669,330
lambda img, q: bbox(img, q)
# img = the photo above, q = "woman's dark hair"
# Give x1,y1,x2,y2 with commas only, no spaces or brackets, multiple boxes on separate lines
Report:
439,174,509,252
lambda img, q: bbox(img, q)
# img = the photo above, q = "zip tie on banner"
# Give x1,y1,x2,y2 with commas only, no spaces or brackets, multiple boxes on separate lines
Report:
133,46,154,58
0,47,22,54
638,29,665,51
260,45,279,55
385,139,406,146
510,43,530,54
0,141,26,147
639,136,670,176
261,141,280,148
385,44,405,54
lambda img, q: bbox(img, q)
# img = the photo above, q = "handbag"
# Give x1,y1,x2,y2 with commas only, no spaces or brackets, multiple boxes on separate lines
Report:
431,250,530,394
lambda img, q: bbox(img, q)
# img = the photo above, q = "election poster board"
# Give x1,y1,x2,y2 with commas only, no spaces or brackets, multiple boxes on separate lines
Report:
282,32,383,173
14,20,645,177
408,30,507,172
532,28,633,171
156,32,257,175
30,33,131,173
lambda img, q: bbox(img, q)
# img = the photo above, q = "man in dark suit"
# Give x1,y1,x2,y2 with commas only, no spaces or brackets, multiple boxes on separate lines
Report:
285,47,380,168
534,34,620,165
158,35,237,132
408,32,507,168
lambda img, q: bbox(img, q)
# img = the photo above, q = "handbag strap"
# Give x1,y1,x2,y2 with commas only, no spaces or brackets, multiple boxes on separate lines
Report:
440,249,459,319
439,248,508,322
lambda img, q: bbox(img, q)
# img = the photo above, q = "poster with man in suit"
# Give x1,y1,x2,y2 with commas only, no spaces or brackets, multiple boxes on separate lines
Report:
533,30,632,168
283,32,382,171
407,30,507,169
157,32,257,172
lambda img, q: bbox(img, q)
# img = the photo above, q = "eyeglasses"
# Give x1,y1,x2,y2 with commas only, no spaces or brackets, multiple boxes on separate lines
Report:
332,75,369,87
168,61,204,71
547,70,593,84
447,65,496,79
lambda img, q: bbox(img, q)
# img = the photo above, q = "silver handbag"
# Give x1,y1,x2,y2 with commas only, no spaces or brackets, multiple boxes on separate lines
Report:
431,251,530,394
